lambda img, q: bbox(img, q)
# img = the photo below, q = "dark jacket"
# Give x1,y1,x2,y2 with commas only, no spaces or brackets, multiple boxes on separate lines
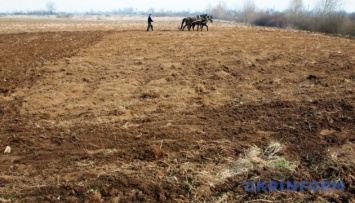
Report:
148,16,153,24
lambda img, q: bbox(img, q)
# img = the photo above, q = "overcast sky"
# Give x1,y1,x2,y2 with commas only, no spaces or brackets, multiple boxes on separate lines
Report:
1,0,354,13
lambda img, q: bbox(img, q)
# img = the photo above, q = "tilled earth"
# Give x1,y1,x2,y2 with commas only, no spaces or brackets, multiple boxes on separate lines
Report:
0,18,354,202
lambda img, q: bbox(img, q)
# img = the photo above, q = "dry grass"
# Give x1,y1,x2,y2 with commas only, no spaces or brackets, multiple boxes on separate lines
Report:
234,141,298,174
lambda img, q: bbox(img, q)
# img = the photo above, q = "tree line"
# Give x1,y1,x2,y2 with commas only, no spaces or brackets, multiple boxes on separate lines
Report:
1,0,354,36
208,0,355,36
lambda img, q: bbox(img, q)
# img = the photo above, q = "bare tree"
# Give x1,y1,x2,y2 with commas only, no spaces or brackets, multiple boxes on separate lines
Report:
241,0,256,24
288,0,304,15
206,3,213,14
213,1,228,19
316,0,343,16
46,1,56,15
349,12,355,21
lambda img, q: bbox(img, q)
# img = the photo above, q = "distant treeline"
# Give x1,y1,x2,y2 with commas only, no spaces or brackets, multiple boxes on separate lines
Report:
0,9,200,17
207,0,355,37
250,11,355,37
1,0,354,36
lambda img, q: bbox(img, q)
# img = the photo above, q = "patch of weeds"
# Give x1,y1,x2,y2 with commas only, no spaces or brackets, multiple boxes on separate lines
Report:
263,141,282,159
247,145,262,158
85,188,102,202
269,157,297,172
233,141,298,174
235,158,254,175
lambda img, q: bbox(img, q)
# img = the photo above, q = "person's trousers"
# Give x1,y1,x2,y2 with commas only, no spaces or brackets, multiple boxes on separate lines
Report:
147,23,153,31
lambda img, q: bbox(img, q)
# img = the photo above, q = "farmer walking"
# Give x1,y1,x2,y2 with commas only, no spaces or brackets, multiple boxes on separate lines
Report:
147,14,153,31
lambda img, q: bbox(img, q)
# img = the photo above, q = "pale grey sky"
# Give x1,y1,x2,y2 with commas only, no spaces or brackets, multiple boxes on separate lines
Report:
0,0,354,13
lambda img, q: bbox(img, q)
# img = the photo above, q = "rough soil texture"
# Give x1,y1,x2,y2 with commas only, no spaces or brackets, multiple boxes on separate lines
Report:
0,18,354,202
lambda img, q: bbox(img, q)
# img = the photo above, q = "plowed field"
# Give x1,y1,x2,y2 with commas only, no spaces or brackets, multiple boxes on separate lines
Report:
0,17,354,202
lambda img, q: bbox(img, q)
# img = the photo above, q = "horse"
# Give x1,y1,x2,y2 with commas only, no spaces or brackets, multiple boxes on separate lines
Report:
180,16,197,31
180,14,213,31
191,16,213,31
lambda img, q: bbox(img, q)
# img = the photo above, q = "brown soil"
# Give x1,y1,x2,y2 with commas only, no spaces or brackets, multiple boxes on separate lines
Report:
0,18,354,202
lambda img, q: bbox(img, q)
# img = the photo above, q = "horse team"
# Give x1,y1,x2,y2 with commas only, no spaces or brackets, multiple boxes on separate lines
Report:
180,14,213,31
